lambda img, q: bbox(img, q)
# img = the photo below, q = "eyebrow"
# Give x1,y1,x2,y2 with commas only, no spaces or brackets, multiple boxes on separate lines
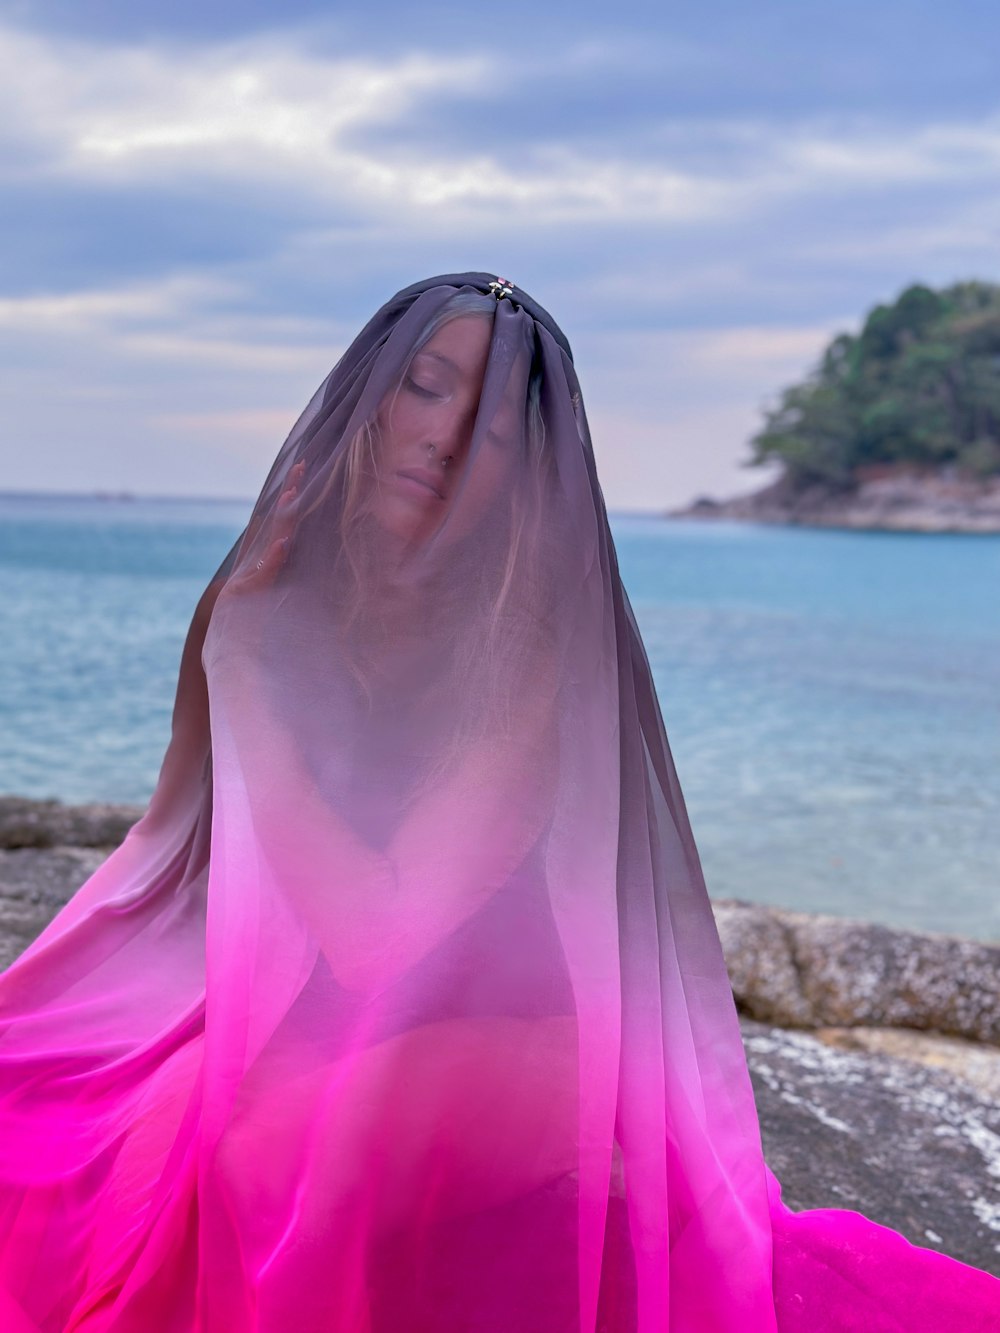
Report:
414,350,462,375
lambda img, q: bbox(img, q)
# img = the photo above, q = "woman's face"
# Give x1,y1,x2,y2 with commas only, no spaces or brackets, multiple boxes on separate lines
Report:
370,313,516,547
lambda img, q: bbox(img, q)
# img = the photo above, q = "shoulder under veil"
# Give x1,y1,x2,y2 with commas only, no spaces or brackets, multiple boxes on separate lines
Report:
0,274,997,1331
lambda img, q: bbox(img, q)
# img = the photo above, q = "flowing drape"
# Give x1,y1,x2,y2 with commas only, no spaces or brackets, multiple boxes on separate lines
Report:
1,274,997,1331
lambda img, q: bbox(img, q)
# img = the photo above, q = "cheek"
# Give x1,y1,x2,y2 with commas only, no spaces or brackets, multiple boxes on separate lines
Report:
461,447,516,513
374,408,404,467
379,399,434,457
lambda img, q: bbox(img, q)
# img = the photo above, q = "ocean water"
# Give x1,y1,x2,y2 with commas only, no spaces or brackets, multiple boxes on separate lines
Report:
1,492,998,942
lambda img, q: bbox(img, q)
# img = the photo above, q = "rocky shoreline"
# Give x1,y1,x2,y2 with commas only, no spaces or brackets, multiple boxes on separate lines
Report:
669,465,1000,533
1,794,998,1273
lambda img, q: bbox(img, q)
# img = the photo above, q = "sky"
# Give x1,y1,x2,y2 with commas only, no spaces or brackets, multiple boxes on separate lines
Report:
1,1,999,511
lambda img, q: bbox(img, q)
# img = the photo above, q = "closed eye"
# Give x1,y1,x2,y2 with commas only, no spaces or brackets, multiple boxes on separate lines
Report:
403,375,441,400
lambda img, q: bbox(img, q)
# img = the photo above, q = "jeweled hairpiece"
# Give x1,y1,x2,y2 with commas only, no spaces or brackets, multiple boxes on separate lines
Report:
488,277,514,301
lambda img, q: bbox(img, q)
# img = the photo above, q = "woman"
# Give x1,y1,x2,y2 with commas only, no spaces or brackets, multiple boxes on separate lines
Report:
0,273,997,1331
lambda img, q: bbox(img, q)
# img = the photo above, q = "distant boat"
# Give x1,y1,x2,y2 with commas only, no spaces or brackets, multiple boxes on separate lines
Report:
91,491,137,502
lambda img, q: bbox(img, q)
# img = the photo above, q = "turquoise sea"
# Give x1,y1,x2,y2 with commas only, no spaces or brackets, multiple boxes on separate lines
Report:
1,492,998,942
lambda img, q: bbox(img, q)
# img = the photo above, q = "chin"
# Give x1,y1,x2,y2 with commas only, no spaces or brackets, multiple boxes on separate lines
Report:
370,498,438,546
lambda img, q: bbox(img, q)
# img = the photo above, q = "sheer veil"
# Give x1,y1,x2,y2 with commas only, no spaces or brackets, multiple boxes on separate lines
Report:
0,273,997,1332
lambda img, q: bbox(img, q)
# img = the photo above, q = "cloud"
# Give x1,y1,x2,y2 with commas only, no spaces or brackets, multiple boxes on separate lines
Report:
780,117,1000,185
796,213,1000,263
147,407,303,463
4,19,1000,234
582,321,844,410
674,323,847,378
574,319,844,511
0,270,346,376
588,402,784,513
2,16,999,506
0,272,238,331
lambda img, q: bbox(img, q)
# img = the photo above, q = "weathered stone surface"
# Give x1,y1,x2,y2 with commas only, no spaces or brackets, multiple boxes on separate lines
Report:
743,1018,1000,1275
0,795,143,850
0,846,110,969
814,1026,1000,1103
2,796,1000,1273
711,897,816,1027
715,897,1000,1045
669,465,1000,533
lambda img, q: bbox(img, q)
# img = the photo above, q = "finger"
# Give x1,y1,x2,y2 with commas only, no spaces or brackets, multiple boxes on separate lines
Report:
240,471,294,551
270,487,299,540
259,535,290,577
225,482,299,597
237,539,287,592
224,534,290,596
279,461,306,497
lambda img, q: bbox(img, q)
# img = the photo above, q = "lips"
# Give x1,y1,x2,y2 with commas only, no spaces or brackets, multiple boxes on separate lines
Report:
396,468,445,500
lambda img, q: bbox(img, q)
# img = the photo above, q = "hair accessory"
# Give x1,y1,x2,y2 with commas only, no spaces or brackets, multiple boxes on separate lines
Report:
384,274,575,363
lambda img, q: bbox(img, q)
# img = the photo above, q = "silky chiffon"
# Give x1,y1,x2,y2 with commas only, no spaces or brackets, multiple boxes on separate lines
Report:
0,274,997,1331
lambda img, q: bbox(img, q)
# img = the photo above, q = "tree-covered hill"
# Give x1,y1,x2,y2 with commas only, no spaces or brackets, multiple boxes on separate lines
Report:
748,281,1000,490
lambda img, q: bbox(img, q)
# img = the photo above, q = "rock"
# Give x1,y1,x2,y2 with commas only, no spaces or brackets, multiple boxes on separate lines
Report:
0,846,110,970
814,1026,1000,1104
1,796,999,1273
668,465,1000,533
712,897,816,1027
0,795,144,850
715,897,1000,1045
742,1018,1000,1274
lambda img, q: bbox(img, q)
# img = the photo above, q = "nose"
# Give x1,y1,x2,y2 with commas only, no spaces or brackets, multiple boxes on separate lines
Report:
427,442,454,468
428,408,475,468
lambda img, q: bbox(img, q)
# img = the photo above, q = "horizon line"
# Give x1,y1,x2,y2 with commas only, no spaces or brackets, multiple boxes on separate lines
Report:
0,487,689,517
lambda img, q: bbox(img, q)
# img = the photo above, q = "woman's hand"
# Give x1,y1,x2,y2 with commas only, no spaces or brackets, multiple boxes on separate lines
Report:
220,459,305,599
137,460,310,834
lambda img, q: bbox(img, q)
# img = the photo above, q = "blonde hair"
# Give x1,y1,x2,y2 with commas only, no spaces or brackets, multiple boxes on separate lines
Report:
295,292,557,791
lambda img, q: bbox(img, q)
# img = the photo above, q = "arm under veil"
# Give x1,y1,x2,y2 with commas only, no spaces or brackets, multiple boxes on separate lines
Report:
198,286,570,994
211,570,561,994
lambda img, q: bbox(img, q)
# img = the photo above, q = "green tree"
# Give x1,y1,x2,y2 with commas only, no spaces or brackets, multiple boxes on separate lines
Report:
747,281,1000,488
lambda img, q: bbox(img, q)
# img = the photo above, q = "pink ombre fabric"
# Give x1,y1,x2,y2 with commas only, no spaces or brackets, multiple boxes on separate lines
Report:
1,274,997,1331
